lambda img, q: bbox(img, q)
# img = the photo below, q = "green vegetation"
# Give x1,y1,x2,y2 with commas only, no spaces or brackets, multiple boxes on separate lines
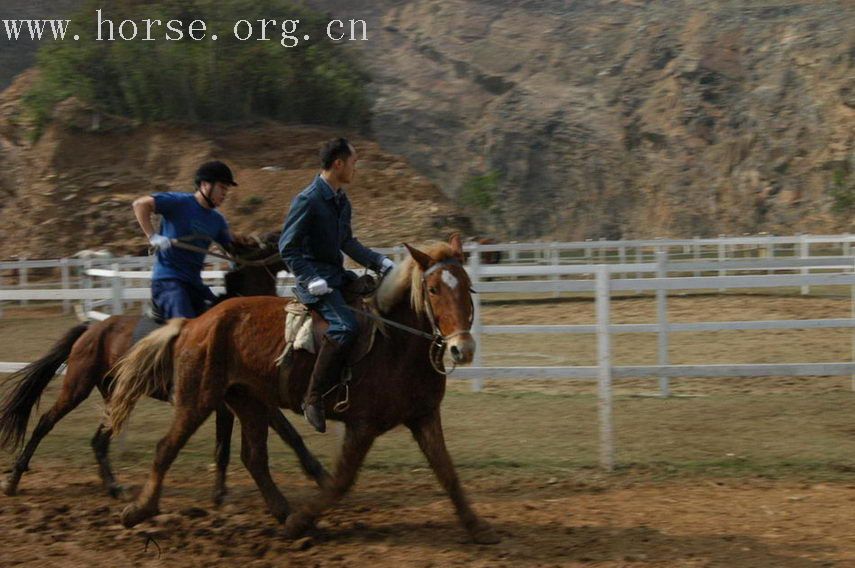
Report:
24,0,371,138
459,170,501,211
830,167,855,215
237,195,265,215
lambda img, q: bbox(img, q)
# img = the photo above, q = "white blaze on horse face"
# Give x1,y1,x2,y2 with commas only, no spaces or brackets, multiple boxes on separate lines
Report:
441,269,459,290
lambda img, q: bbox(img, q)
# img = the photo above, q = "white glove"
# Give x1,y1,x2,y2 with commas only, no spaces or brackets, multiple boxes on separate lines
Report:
149,234,172,251
307,277,331,296
380,257,396,275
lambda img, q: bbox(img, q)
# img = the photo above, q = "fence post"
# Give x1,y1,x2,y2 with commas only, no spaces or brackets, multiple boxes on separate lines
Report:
618,244,626,279
468,243,483,392
766,237,775,275
693,236,701,277
111,263,124,315
800,235,810,295
19,258,27,307
718,237,726,293
656,251,670,397
550,242,560,299
60,258,70,314
596,265,614,472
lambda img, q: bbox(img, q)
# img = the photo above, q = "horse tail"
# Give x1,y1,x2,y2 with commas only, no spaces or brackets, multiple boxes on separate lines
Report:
0,323,90,451
109,318,186,434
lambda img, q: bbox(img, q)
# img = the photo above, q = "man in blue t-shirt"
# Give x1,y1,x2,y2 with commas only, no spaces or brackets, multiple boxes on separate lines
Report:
132,161,237,319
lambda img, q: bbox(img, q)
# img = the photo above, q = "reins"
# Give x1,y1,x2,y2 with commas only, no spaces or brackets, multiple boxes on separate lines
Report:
165,235,282,268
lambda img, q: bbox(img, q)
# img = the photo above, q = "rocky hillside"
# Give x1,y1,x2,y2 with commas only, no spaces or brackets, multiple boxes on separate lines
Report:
2,0,854,245
309,0,855,240
0,73,470,260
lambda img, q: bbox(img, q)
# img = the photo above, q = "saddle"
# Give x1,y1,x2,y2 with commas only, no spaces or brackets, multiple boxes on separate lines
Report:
130,302,167,346
276,274,381,405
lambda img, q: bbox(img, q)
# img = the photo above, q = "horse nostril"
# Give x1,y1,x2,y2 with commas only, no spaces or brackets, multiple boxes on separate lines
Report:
450,345,461,358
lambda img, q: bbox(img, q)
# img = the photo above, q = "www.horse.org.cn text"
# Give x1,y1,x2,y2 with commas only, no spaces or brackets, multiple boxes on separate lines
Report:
1,10,369,47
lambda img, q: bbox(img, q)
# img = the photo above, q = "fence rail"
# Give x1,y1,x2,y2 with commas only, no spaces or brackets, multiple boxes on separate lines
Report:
4,236,855,470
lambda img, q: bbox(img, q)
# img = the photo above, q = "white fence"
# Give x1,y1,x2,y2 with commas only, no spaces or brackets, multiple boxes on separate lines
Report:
3,235,855,469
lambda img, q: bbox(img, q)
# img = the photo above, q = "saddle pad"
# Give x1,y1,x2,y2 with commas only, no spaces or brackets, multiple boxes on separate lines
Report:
131,315,165,347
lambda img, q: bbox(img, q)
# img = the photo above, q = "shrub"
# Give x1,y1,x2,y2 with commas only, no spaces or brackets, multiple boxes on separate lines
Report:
24,0,371,136
460,170,501,211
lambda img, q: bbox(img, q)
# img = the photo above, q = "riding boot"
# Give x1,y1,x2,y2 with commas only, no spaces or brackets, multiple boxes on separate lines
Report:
302,335,347,433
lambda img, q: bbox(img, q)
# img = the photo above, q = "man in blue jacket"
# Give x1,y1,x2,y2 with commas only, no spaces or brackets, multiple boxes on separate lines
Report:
132,161,237,319
279,138,395,433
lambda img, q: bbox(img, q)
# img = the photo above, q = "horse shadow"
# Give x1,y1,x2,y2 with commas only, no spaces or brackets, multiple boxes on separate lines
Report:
312,519,835,567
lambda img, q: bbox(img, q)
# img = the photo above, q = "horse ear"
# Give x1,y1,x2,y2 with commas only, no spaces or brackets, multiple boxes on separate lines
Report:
448,233,464,261
404,243,432,271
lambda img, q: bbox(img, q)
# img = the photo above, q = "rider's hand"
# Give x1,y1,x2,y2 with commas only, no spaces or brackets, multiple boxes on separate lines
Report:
307,277,331,296
380,257,396,276
149,234,172,251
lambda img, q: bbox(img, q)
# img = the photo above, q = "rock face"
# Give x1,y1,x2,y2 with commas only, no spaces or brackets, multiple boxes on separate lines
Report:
308,0,855,239
2,0,854,242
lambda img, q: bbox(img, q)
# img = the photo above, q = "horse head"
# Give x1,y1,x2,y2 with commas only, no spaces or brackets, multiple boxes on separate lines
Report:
222,231,284,298
403,233,476,365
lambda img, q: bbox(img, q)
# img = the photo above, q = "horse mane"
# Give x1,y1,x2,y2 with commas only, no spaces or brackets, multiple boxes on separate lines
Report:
375,242,459,316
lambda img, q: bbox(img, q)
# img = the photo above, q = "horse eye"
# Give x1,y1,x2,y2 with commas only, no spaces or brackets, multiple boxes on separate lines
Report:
428,286,438,295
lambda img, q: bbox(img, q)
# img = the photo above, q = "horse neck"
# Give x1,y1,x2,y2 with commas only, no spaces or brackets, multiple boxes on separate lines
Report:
382,286,434,351
223,266,278,299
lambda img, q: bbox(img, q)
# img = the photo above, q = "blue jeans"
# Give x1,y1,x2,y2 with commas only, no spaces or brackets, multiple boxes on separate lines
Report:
151,279,216,319
313,289,359,347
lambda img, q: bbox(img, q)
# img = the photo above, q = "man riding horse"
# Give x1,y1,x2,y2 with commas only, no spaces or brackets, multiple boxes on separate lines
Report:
132,161,238,319
278,138,395,433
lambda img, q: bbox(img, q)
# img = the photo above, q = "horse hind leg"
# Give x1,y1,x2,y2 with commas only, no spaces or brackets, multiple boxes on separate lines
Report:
2,366,98,496
407,411,500,544
211,405,234,507
226,391,290,523
90,423,125,499
283,422,375,539
120,400,213,527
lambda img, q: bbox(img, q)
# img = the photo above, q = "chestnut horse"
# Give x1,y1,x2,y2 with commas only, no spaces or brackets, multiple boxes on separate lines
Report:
0,234,328,500
109,234,500,544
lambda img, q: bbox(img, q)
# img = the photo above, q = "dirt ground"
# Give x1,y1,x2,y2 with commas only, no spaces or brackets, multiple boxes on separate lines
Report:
2,294,855,567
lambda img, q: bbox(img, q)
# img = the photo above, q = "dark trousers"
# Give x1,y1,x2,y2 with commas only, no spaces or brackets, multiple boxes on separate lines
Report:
151,279,216,319
312,289,359,347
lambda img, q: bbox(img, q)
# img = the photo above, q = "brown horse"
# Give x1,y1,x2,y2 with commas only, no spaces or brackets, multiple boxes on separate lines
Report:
108,233,500,544
0,233,328,501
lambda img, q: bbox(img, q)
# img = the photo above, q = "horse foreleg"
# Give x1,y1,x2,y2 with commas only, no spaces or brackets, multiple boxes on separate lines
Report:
2,373,96,496
120,403,212,527
90,423,125,499
226,393,290,523
211,406,234,507
269,409,330,489
282,422,375,539
408,411,500,544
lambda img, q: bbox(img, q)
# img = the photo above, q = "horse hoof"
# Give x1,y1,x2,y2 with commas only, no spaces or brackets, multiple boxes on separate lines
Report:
121,503,157,528
1,478,18,497
211,490,227,508
107,484,128,500
469,521,501,545
282,511,314,539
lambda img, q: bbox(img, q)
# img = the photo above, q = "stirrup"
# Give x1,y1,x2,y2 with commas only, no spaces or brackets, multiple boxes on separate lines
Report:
324,367,352,414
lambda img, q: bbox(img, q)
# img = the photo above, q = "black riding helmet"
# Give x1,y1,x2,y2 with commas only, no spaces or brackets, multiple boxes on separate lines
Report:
195,160,238,188
194,161,237,209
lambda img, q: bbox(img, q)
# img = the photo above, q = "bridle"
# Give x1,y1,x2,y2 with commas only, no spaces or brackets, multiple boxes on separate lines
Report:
420,259,475,374
349,258,474,376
